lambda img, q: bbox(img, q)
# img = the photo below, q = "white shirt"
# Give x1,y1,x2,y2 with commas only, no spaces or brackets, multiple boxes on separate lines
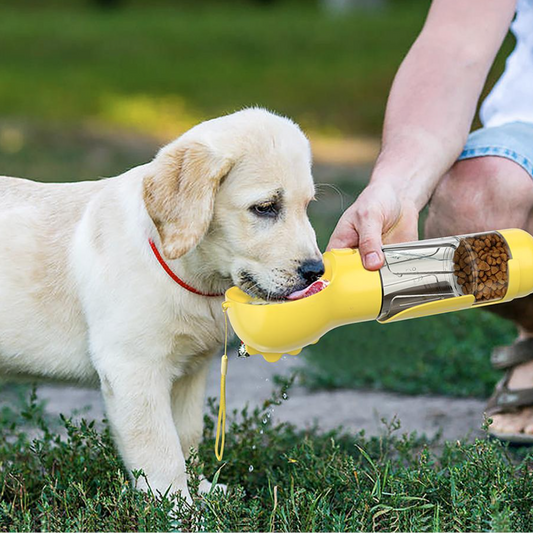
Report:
480,0,533,127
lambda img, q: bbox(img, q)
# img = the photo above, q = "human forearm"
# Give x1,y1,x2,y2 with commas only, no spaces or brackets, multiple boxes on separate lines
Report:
371,0,516,210
328,0,516,265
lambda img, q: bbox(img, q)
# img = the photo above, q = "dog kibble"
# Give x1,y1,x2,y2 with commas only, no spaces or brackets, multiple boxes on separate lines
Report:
453,233,510,303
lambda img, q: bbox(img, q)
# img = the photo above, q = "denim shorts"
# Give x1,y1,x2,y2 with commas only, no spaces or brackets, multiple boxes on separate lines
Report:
458,121,533,178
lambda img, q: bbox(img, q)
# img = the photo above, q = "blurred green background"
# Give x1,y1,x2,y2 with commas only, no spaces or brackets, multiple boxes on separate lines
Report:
0,0,513,138
0,0,517,397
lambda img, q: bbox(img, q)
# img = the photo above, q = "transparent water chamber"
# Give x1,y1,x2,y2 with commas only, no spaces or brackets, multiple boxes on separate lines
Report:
378,231,511,322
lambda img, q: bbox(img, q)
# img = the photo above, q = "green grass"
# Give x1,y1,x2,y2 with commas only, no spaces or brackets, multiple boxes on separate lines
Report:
302,310,514,397
1,384,532,532
0,2,514,137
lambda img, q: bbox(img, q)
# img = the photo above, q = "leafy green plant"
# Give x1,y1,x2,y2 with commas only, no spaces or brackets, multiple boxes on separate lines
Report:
0,384,531,532
0,2,513,137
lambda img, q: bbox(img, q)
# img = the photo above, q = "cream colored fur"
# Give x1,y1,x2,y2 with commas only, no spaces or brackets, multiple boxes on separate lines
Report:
0,108,320,502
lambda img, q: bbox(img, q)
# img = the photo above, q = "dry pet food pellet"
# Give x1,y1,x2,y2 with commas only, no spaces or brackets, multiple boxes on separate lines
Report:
452,233,510,303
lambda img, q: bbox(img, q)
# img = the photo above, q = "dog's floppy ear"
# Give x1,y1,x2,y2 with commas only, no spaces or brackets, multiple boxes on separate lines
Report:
143,140,233,260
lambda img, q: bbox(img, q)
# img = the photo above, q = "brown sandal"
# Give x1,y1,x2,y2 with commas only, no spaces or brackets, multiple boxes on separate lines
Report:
485,339,533,445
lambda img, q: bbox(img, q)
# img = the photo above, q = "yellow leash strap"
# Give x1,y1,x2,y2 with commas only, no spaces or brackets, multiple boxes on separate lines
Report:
215,306,229,461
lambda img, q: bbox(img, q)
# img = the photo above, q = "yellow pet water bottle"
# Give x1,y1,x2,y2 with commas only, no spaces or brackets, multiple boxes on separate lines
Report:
214,229,533,460
223,229,533,362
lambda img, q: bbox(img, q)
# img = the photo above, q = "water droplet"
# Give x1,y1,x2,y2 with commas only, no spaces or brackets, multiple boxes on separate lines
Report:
265,378,269,382
252,445,256,450
262,417,268,424
260,429,264,434
282,393,288,400
249,465,254,472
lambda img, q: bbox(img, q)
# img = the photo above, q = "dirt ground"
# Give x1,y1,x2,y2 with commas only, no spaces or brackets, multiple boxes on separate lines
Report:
36,350,486,443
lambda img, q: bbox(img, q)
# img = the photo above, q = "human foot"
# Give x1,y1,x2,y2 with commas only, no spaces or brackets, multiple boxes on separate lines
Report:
490,406,533,436
488,335,533,438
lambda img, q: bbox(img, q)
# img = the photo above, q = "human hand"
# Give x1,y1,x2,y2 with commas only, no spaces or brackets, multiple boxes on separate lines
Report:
327,182,420,270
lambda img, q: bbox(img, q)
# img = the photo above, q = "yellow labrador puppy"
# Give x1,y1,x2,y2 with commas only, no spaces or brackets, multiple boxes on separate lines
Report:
0,108,323,502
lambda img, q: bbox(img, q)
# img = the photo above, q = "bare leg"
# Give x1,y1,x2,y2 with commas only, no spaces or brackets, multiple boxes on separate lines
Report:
425,156,533,435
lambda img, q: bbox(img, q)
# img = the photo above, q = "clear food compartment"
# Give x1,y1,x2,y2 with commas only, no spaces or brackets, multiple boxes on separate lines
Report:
377,231,510,322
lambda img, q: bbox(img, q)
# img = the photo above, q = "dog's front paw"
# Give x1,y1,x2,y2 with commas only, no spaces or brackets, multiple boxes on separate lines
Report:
198,475,228,495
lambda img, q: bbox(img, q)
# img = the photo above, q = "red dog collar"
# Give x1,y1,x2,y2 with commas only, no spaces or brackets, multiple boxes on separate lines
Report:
148,239,224,297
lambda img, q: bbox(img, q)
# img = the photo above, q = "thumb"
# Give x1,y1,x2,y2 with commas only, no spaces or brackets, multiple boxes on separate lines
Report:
357,214,384,270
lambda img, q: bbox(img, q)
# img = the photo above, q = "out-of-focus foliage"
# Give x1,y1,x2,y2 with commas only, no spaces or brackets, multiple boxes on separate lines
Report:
0,1,511,138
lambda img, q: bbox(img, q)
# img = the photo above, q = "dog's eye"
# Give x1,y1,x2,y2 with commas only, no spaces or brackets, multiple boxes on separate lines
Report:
250,202,279,218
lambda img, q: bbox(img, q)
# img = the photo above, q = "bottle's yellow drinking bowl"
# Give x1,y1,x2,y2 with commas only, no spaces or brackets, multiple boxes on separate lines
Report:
223,229,533,363
223,248,382,362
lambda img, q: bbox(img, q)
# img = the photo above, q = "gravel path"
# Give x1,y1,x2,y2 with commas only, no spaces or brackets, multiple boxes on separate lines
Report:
35,351,486,442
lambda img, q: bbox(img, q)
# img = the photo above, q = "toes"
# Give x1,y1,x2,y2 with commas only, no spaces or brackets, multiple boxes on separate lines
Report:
490,413,523,434
490,408,533,435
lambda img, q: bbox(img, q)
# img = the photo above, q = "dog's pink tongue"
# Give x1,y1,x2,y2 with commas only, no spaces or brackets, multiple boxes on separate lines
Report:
286,280,329,301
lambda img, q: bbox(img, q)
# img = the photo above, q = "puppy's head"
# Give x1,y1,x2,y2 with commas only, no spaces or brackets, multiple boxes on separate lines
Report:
143,108,323,300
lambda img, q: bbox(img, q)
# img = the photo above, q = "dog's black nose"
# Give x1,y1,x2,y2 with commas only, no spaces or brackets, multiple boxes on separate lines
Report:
298,259,325,285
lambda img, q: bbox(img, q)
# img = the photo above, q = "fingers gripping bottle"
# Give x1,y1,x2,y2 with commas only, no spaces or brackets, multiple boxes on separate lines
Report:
223,229,533,362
